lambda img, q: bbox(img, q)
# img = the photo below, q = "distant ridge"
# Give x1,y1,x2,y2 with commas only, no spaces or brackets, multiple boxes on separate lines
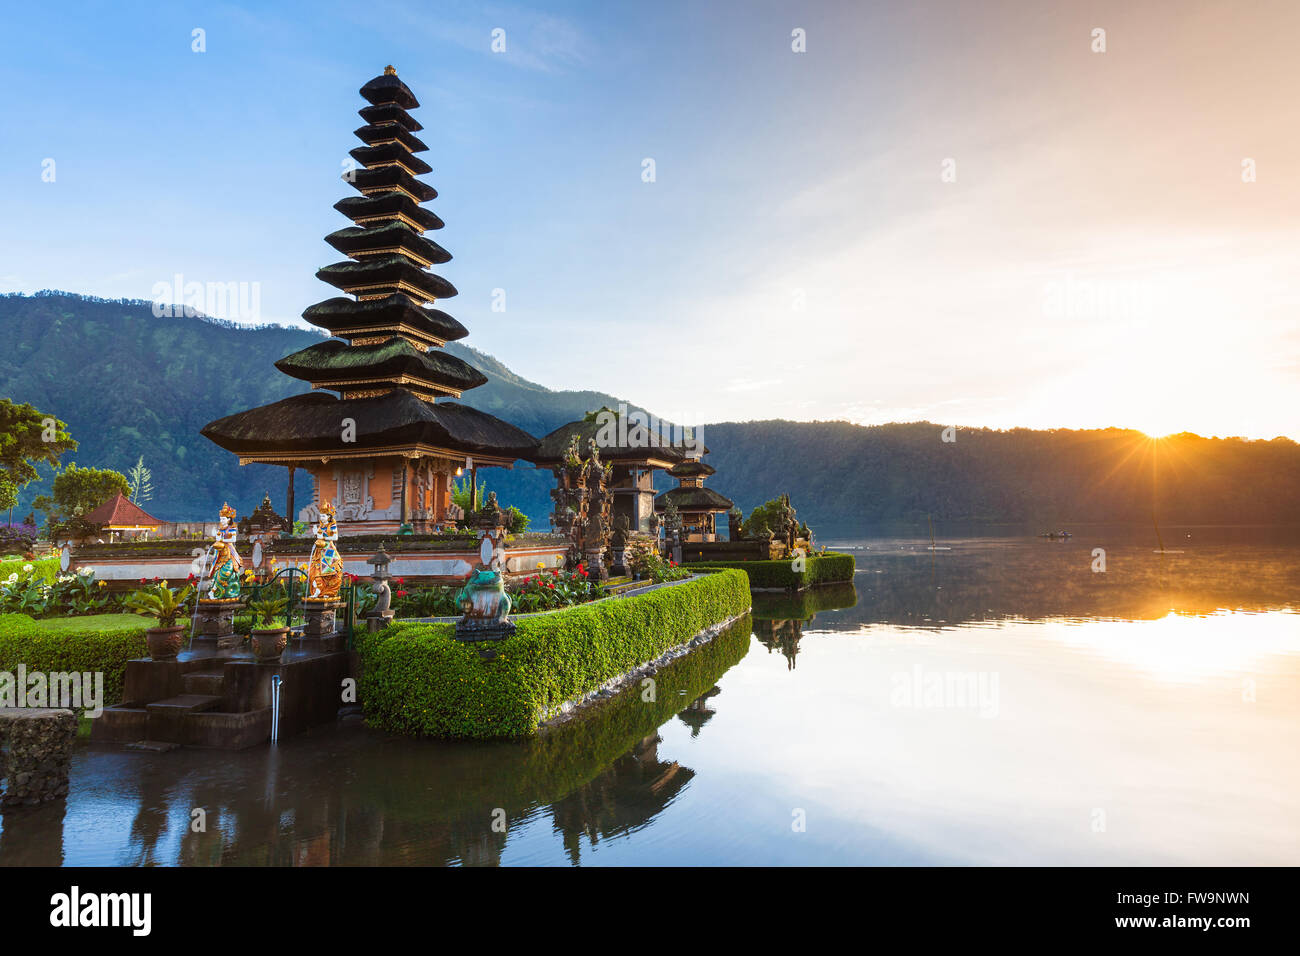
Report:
1,292,1297,530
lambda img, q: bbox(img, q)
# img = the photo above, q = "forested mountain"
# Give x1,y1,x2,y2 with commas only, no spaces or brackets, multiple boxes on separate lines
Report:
1,292,1297,533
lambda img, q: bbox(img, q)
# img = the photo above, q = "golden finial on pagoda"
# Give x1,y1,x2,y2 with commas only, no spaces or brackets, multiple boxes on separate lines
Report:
384,65,397,75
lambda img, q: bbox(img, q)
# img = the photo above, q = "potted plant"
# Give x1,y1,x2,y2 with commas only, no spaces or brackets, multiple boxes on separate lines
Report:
247,594,290,662
123,581,195,660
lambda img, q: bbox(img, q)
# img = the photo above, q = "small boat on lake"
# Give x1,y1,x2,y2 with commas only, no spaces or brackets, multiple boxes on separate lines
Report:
1037,530,1073,539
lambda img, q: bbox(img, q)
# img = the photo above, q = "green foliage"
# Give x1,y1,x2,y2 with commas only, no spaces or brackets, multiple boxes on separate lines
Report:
451,476,485,513
0,398,77,489
510,565,604,612
122,581,194,627
247,594,288,626
745,498,787,538
505,505,530,534
32,462,130,538
0,556,58,584
0,611,148,704
689,551,856,590
357,569,751,738
127,455,153,505
0,477,17,514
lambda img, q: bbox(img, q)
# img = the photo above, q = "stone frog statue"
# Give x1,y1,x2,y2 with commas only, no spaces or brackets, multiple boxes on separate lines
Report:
456,565,512,625
306,501,344,600
207,502,243,600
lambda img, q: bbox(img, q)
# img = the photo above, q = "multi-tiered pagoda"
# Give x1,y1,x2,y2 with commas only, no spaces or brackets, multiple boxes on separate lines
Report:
203,68,536,534
654,460,733,542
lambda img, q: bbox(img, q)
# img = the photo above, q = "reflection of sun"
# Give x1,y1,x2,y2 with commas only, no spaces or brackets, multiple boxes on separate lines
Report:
1051,610,1300,683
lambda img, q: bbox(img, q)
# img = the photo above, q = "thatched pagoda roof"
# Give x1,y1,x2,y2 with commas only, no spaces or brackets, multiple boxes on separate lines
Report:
334,194,443,232
654,486,734,513
301,295,467,345
349,165,437,202
201,392,536,461
317,256,457,302
353,122,428,153
668,460,716,478
360,71,419,109
357,102,422,131
325,222,451,264
275,337,488,394
349,143,432,176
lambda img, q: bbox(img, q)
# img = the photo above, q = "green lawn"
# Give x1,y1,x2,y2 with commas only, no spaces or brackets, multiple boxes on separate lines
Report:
30,613,148,634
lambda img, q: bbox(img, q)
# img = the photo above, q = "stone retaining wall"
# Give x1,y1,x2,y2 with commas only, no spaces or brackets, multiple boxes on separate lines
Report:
0,708,77,808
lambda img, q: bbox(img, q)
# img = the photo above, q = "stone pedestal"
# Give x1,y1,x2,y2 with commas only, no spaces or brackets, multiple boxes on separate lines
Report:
0,708,77,807
583,547,607,583
366,610,394,633
301,600,343,637
191,599,243,651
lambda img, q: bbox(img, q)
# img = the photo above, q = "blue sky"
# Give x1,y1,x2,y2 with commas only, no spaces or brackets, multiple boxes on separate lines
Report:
2,0,1297,439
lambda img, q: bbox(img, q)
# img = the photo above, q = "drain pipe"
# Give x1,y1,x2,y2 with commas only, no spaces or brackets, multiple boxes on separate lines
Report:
270,674,282,745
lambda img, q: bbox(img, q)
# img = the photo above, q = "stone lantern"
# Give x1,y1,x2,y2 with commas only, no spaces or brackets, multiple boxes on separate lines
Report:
364,544,395,632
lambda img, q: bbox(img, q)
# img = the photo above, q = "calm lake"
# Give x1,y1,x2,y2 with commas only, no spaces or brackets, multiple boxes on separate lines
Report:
3,528,1297,866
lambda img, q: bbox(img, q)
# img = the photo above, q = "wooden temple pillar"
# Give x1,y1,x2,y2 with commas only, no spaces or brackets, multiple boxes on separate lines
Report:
287,463,296,526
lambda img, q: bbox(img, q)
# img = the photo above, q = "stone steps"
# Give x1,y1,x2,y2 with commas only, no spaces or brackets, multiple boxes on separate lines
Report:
182,669,227,696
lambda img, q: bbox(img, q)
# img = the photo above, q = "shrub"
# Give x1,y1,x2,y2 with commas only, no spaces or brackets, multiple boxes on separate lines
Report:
688,551,856,590
358,569,751,738
0,522,39,552
0,612,148,704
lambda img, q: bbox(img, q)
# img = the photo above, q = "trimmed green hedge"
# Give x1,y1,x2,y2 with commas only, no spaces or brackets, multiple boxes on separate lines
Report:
358,569,751,738
688,551,856,590
0,612,148,705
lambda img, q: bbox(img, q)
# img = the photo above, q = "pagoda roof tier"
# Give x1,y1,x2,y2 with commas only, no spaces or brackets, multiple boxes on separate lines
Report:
349,143,433,177
348,166,437,203
668,460,716,478
201,391,537,463
353,122,428,153
530,416,703,468
275,337,488,396
358,103,422,132
360,71,419,110
302,294,468,346
316,256,457,303
334,194,443,232
654,486,734,513
325,222,451,265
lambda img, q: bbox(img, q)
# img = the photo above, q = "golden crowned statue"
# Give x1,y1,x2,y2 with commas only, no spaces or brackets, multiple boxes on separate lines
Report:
207,502,243,600
306,501,344,601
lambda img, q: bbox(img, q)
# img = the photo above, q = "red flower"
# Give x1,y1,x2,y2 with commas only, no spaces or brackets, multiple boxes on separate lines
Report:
547,582,555,589
395,577,405,584
139,577,147,583
394,589,409,598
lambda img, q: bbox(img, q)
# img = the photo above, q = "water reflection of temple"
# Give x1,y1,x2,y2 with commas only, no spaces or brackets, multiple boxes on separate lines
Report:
753,618,805,669
676,686,721,735
550,733,694,865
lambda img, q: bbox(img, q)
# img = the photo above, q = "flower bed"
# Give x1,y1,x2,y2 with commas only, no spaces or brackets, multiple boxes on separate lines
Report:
357,568,751,738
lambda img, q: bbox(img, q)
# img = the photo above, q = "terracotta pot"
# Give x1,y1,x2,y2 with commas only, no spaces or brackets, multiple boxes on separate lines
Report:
250,627,289,662
146,625,185,661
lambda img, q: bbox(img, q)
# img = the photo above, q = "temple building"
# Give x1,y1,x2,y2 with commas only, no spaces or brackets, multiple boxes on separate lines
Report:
202,68,536,534
529,411,694,533
654,460,733,542
84,493,162,542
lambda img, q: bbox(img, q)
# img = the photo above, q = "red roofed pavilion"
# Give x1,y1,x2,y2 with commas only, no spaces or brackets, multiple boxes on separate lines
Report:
84,493,162,540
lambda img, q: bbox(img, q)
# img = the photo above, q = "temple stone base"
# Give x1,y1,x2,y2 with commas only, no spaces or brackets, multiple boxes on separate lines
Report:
193,599,242,650
0,708,77,807
301,600,343,637
366,610,395,633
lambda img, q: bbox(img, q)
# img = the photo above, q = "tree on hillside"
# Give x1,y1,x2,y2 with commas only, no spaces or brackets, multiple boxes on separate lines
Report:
32,462,130,539
0,398,77,489
0,476,17,526
128,455,154,505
